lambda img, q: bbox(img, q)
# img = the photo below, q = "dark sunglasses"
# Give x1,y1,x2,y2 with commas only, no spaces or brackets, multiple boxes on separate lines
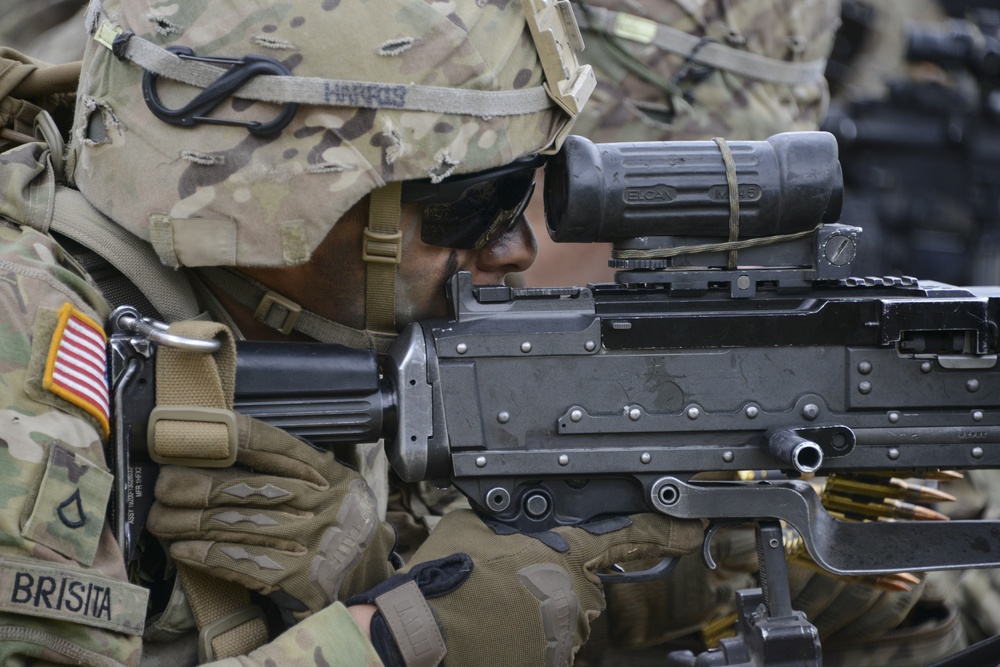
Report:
401,155,545,249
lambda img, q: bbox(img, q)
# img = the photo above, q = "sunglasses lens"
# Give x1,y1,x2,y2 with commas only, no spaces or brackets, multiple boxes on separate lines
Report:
419,169,536,249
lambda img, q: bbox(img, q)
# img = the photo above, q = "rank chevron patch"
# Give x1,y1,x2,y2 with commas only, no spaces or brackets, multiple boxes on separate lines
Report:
43,303,110,439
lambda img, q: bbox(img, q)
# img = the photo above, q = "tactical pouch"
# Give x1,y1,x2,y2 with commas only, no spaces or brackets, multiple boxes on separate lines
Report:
0,47,79,156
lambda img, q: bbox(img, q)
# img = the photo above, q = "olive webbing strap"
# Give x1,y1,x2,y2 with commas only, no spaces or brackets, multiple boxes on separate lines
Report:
153,321,269,661
194,267,398,354
48,185,201,322
573,4,828,87
712,137,740,269
364,182,403,335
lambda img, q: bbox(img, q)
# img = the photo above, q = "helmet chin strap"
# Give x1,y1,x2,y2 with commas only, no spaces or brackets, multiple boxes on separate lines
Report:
195,266,398,355
363,182,404,336
194,184,404,355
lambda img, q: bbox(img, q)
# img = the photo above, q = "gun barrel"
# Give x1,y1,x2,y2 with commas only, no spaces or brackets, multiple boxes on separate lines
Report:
234,341,395,446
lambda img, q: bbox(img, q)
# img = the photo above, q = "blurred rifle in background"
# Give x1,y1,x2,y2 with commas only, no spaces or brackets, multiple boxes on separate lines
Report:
823,0,1000,285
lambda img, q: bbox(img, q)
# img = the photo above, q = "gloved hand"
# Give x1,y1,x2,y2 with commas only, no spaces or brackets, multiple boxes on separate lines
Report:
600,524,759,651
346,509,704,667
147,413,397,622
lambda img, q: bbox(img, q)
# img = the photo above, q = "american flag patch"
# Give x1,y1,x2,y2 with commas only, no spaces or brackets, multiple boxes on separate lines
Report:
43,304,110,439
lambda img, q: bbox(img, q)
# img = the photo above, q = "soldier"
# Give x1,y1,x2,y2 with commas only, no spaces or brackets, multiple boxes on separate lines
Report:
0,0,706,665
522,0,840,286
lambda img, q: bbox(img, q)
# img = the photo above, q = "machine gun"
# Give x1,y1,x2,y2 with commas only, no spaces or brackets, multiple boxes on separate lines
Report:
110,132,1000,666
822,2,1000,285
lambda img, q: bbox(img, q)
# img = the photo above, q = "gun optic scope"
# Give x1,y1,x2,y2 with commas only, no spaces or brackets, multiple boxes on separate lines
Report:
544,132,843,243
906,20,1000,76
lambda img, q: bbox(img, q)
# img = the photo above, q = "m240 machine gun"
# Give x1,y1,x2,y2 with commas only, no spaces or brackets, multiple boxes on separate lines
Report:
111,132,1000,666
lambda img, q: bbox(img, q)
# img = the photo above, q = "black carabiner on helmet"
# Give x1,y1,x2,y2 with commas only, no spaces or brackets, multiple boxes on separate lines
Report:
142,45,299,137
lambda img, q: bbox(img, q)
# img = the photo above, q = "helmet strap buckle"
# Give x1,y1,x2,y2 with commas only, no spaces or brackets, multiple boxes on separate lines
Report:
364,183,404,334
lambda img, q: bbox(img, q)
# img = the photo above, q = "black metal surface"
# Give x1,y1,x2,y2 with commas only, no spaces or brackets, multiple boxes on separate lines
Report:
544,133,842,243
234,341,393,446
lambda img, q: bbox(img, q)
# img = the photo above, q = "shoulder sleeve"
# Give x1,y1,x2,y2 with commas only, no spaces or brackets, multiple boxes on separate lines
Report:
0,221,145,666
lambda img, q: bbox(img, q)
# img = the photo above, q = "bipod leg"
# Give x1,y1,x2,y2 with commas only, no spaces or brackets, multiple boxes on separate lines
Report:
666,520,822,666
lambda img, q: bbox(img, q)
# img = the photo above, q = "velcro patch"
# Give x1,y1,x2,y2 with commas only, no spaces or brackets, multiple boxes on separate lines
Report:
21,444,113,567
0,556,148,636
42,303,110,439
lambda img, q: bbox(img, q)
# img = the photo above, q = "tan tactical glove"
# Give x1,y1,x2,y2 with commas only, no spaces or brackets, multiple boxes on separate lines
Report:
600,524,759,651
346,509,704,667
147,413,397,623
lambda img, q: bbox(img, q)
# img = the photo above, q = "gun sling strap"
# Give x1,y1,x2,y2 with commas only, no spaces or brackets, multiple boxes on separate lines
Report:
151,321,270,661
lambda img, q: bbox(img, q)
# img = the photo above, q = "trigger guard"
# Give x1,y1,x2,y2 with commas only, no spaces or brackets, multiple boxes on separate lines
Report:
596,556,678,584
702,519,748,570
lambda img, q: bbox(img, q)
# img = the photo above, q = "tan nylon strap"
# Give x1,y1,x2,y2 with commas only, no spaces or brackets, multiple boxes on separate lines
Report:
153,322,268,660
179,567,269,662
574,5,828,87
86,7,552,117
48,186,201,322
12,123,200,321
375,580,447,667
196,267,397,354
153,321,236,462
364,183,403,335
9,61,82,98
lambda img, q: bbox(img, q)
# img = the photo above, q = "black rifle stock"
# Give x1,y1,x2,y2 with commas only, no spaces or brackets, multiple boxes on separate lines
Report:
110,131,1000,665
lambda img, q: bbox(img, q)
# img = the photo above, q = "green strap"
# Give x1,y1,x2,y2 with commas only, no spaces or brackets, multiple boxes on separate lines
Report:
196,267,397,354
712,137,741,270
574,4,828,87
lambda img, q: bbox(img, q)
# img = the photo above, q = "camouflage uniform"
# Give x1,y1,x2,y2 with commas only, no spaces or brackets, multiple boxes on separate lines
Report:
1,0,585,661
0,141,385,667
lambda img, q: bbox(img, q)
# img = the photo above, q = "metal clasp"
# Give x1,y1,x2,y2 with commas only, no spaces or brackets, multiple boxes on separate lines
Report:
141,45,299,136
110,306,221,354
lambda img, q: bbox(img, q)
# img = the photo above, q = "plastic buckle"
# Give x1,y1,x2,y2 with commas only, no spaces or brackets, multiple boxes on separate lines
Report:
142,45,299,137
363,228,403,265
254,290,302,335
93,21,123,50
197,605,267,663
520,0,596,117
147,406,238,467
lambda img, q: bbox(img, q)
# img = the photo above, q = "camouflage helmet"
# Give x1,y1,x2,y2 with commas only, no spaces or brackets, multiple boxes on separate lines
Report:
569,0,840,143
67,0,592,269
